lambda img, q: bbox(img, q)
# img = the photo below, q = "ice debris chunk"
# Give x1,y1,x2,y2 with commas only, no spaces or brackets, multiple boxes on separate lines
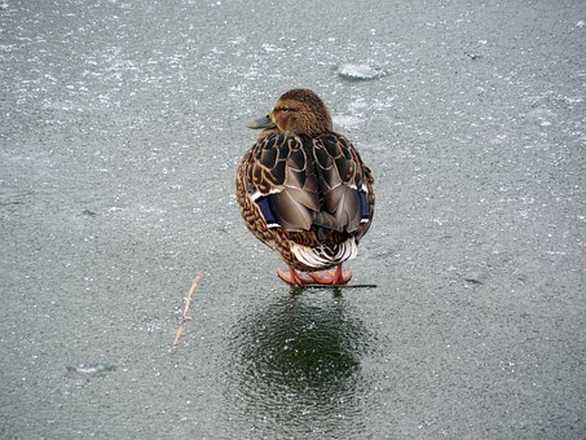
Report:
337,63,385,81
66,363,117,375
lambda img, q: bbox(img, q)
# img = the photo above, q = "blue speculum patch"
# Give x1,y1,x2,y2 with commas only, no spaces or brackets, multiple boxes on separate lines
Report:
255,195,281,228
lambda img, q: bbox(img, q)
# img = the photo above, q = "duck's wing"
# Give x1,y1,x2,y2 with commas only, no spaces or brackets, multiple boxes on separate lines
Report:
242,132,320,231
310,132,375,236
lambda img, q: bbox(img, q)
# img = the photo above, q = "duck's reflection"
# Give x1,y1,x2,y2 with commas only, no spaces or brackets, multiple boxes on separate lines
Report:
225,288,374,438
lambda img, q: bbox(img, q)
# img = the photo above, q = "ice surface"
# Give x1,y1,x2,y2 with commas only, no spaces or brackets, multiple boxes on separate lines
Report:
332,115,363,130
1,1,585,439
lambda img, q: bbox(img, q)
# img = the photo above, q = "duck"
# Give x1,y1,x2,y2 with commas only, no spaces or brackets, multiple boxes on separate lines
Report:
235,89,375,286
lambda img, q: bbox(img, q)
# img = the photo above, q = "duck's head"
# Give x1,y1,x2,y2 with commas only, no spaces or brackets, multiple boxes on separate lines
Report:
248,89,333,137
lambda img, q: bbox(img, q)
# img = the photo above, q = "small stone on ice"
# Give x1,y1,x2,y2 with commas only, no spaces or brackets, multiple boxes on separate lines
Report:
338,63,385,81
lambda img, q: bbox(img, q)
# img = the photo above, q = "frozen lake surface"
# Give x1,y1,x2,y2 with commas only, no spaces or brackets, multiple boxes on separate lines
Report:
1,0,585,439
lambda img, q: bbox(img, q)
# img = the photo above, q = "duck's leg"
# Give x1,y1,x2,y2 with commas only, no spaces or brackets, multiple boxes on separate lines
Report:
277,266,316,286
308,264,352,285
333,264,352,285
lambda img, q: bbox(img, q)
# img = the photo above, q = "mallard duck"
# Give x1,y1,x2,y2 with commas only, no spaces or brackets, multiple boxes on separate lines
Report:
235,89,375,286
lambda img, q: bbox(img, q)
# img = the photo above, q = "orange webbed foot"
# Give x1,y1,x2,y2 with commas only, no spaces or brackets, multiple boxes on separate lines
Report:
307,265,352,285
277,267,317,286
277,265,352,286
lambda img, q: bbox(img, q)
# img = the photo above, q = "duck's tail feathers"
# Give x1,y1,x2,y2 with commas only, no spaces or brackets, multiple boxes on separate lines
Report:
290,238,358,270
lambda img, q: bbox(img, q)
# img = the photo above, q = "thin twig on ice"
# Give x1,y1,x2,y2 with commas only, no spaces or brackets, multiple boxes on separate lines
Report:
171,273,203,351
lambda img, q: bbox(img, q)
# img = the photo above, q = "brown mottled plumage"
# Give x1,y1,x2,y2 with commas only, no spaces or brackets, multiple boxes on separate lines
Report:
235,89,375,286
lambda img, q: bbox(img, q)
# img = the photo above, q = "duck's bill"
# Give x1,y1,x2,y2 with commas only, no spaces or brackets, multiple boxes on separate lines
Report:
247,114,276,129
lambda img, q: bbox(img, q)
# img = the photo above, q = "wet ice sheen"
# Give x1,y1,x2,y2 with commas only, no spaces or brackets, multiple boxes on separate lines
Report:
224,293,376,439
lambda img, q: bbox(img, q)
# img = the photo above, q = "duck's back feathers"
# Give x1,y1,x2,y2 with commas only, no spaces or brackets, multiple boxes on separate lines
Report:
239,131,373,239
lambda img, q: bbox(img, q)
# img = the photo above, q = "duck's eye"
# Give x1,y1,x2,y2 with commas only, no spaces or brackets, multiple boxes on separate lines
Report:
275,106,297,113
